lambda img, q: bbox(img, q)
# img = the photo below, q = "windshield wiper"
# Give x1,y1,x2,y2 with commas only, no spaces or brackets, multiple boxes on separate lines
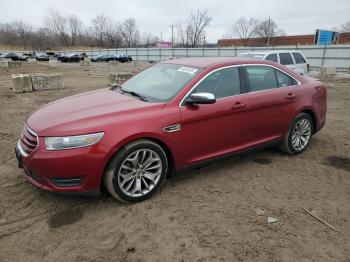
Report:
120,88,149,102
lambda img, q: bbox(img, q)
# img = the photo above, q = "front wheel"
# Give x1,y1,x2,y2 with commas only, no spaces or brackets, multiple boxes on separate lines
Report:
279,113,313,155
104,140,168,203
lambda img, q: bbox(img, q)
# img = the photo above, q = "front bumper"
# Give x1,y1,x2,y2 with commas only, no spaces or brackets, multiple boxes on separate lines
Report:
15,138,105,195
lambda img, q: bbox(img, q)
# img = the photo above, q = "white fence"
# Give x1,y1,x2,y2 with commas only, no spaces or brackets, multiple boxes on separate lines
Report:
70,45,349,70
5,44,344,71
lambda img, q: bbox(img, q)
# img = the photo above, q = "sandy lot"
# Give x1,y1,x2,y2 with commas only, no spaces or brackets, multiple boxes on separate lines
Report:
0,61,349,262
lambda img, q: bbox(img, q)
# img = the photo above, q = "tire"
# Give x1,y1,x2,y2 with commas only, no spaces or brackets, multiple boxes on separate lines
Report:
279,113,313,155
104,139,168,203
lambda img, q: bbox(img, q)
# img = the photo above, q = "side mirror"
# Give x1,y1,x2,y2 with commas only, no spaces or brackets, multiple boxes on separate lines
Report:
185,92,216,105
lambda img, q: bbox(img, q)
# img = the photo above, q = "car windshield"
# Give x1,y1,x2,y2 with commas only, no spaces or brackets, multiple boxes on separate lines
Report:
237,53,265,59
120,63,202,102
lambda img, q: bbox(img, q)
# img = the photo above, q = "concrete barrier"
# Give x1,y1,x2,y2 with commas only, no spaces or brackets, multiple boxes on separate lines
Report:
319,67,336,76
31,73,64,90
80,60,91,66
11,74,33,93
8,61,22,68
108,73,133,87
108,61,119,66
0,60,9,68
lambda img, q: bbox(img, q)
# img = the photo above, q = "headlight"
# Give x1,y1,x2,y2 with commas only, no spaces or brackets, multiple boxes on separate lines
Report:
45,132,104,150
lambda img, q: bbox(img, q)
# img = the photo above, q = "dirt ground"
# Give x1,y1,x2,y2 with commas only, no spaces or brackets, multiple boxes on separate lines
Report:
0,61,349,262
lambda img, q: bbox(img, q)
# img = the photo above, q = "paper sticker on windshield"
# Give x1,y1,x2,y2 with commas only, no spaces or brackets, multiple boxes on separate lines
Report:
178,67,198,74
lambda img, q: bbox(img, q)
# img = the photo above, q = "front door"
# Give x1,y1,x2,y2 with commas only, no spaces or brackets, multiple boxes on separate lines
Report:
180,66,248,167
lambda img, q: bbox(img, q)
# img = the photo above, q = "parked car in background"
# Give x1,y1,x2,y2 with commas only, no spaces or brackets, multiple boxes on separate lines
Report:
15,57,327,203
56,53,69,61
91,54,115,62
237,50,310,75
60,53,84,63
35,53,49,61
0,52,28,61
46,51,56,56
115,54,132,63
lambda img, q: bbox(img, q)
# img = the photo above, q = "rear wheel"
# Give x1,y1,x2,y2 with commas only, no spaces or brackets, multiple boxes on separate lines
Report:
104,140,168,203
279,113,313,155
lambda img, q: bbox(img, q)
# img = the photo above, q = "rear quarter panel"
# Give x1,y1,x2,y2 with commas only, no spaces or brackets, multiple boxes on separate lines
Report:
296,78,327,131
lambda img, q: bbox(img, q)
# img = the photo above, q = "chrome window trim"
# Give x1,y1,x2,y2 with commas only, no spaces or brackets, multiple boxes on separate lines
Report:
179,63,301,108
179,64,241,107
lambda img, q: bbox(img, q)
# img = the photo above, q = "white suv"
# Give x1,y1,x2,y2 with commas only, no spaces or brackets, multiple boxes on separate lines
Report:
237,50,310,75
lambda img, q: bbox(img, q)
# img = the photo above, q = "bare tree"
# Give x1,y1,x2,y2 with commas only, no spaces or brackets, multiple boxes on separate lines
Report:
175,23,187,46
91,14,110,47
105,22,123,48
231,17,258,45
120,18,140,47
175,10,211,47
340,21,350,32
255,18,285,46
45,8,70,46
67,15,82,46
0,23,16,46
141,32,159,47
12,21,33,49
187,10,211,47
30,27,55,50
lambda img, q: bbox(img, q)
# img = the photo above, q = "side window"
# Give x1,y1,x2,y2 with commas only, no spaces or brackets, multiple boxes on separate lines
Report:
193,67,240,99
292,52,306,64
245,66,278,92
279,53,294,65
275,69,297,87
265,53,278,63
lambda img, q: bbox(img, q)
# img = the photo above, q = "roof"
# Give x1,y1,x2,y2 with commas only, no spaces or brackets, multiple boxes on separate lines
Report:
162,57,263,69
238,50,302,55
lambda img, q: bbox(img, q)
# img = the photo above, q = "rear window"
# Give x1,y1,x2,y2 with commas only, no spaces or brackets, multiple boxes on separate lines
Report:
245,66,278,92
279,53,294,65
292,52,306,64
275,70,297,87
265,53,278,63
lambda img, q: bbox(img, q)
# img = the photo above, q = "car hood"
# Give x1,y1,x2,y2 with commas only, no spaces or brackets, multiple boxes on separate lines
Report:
27,88,166,136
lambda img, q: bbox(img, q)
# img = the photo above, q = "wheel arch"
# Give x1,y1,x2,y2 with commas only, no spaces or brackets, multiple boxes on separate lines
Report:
299,108,317,134
100,135,176,191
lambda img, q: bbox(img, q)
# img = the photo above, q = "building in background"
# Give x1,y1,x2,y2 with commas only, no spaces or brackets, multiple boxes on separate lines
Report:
218,33,350,47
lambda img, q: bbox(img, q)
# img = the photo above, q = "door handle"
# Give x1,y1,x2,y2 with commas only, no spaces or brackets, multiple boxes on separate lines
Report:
285,93,296,100
231,102,247,109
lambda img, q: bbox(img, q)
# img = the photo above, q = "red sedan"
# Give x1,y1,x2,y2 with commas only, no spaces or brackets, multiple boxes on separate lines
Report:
15,57,327,202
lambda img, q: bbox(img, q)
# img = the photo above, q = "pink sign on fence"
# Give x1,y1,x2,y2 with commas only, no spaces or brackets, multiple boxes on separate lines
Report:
157,41,173,48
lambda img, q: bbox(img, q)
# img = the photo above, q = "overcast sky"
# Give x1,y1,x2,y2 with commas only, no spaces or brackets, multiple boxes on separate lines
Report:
0,0,349,42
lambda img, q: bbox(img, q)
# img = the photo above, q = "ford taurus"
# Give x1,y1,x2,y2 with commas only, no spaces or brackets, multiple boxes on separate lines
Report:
15,57,327,202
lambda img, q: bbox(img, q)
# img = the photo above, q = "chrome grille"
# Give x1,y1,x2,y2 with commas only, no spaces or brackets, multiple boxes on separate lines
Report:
19,124,38,156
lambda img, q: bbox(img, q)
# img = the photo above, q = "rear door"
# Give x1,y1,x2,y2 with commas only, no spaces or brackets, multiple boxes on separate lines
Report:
279,52,295,70
234,65,300,146
265,53,278,63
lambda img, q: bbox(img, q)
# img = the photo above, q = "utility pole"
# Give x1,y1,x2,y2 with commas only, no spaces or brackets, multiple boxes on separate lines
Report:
267,16,271,47
171,25,174,48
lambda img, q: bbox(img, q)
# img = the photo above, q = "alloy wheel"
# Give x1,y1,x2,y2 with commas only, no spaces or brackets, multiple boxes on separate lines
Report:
117,149,162,198
291,118,312,151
